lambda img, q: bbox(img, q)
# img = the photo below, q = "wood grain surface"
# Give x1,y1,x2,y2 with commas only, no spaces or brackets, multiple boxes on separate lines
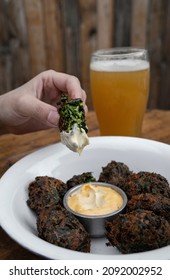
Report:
0,0,170,110
0,109,170,259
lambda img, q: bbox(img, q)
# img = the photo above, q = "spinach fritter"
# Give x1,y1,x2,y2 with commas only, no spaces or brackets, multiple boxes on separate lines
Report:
27,176,67,214
58,95,88,133
66,172,96,190
57,95,89,153
120,172,170,199
37,205,90,252
99,160,132,186
126,193,170,223
105,209,170,254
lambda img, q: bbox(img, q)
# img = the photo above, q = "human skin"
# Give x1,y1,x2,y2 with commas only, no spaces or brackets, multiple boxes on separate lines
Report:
0,70,87,134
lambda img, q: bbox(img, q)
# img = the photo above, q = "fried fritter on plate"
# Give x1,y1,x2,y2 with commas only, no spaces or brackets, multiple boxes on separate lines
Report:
126,193,170,223
66,172,96,190
27,176,67,213
105,209,170,254
99,160,132,186
120,171,170,199
37,204,90,252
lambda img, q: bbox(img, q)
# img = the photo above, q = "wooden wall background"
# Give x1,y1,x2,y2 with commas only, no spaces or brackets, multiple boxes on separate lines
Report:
0,0,170,110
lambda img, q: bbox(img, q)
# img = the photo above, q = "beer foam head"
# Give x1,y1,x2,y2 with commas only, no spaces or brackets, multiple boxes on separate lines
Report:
90,59,149,72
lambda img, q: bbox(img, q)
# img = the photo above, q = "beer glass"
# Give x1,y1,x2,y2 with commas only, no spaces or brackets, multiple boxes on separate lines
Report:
90,47,150,136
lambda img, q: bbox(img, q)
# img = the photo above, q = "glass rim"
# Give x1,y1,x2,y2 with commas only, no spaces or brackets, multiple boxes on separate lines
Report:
91,47,148,60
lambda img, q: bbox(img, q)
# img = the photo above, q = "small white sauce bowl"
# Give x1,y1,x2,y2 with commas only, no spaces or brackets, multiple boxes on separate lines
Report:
63,182,127,237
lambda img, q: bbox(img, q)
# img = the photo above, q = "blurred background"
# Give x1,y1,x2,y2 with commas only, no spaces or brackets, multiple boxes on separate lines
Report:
0,0,170,110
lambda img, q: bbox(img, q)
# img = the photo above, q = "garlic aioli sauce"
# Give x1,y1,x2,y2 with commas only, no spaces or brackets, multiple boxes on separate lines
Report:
60,124,89,154
67,183,123,215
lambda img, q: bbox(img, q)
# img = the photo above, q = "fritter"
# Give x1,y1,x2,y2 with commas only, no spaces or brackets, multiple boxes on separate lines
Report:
66,172,96,190
57,95,89,153
37,204,90,252
105,209,170,254
27,176,67,213
126,193,170,223
99,160,132,186
138,171,170,193
120,172,170,199
58,95,88,134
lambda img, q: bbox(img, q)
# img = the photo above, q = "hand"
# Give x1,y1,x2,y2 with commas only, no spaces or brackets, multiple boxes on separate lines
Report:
0,70,87,134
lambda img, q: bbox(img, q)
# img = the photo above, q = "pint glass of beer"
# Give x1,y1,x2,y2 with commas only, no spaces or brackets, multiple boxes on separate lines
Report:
90,47,150,136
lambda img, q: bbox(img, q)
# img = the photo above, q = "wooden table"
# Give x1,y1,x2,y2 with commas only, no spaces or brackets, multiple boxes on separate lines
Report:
0,109,170,259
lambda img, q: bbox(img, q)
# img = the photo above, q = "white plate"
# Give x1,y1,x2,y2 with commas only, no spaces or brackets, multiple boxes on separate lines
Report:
0,136,170,260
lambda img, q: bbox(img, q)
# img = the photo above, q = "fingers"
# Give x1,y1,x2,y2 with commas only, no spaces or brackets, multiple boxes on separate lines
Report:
81,89,88,113
16,94,60,127
41,70,87,103
11,70,88,132
15,70,88,129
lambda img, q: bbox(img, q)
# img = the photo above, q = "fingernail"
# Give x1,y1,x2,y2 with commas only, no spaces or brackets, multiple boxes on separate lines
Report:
47,110,59,127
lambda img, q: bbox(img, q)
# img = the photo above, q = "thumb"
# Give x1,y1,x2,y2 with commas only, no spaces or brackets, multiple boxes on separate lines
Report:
17,95,59,127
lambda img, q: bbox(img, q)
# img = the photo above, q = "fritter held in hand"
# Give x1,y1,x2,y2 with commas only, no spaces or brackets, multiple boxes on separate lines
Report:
58,95,89,154
66,172,96,190
99,160,132,186
121,171,170,199
27,176,67,213
126,193,170,223
37,205,90,252
105,209,170,254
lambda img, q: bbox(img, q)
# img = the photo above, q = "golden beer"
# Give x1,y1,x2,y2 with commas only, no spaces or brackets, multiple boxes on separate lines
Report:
90,49,150,136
